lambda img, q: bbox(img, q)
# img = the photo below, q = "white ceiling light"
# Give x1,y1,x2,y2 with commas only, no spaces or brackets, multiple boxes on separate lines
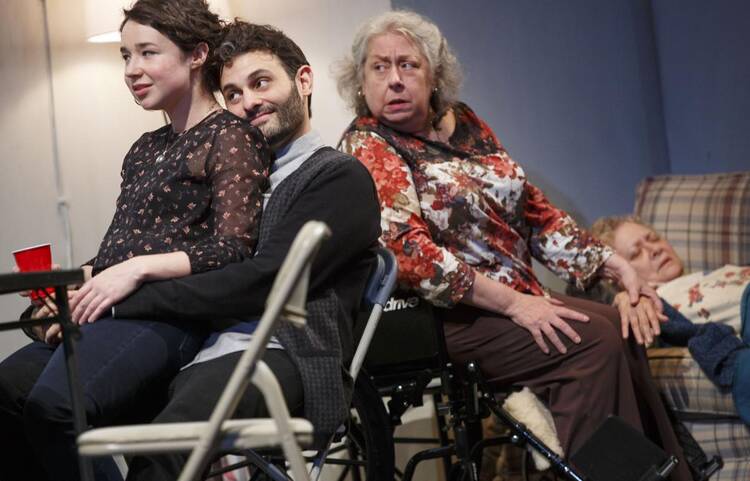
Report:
84,0,131,43
85,0,233,44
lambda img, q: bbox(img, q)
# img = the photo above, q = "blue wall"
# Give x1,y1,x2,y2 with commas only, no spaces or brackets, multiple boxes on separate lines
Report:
393,0,670,226
651,0,750,174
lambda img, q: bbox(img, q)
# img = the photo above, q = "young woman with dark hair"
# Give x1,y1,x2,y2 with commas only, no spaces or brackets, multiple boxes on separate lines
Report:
0,1,270,479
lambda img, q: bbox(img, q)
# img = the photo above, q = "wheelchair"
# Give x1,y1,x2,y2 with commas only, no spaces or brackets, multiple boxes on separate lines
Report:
345,289,681,481
348,290,581,481
207,255,680,481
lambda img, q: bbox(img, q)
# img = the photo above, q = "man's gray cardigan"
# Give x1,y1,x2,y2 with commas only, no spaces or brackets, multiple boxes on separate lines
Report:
115,147,382,441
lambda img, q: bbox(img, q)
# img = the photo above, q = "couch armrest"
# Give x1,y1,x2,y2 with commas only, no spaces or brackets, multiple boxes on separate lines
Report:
648,347,739,419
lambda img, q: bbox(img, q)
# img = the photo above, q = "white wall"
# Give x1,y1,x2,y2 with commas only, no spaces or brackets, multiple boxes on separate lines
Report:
0,0,163,359
0,0,389,360
0,0,71,356
46,0,166,269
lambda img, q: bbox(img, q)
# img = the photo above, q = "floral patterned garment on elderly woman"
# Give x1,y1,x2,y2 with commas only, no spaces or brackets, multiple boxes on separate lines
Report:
92,110,270,275
340,102,612,308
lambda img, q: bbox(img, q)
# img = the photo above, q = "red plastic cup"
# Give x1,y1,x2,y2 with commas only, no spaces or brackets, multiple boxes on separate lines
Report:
13,243,54,299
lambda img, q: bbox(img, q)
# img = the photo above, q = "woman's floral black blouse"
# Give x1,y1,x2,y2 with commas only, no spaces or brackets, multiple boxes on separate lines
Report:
92,110,270,275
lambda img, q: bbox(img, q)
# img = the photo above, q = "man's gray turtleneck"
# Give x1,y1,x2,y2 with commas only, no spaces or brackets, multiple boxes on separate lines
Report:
263,129,325,208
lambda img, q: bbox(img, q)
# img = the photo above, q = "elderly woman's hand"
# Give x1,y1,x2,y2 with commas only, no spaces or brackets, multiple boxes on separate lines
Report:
602,254,666,340
602,254,662,305
504,291,590,355
464,274,590,355
613,291,667,345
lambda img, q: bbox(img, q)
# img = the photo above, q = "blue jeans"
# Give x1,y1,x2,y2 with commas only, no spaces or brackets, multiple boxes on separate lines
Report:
0,317,206,481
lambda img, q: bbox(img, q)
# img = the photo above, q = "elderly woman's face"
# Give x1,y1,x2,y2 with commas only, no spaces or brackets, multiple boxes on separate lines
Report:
612,222,684,285
362,32,433,134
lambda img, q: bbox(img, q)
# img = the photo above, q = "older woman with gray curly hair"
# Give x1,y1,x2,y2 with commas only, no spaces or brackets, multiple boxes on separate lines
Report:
336,10,693,479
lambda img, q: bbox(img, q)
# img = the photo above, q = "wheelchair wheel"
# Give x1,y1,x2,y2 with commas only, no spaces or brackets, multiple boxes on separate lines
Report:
320,373,395,481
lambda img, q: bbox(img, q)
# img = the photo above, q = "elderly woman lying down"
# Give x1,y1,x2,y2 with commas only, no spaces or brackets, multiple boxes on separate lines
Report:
593,215,750,423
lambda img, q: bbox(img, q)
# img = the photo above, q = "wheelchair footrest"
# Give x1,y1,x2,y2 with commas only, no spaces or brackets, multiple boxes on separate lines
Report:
570,416,678,481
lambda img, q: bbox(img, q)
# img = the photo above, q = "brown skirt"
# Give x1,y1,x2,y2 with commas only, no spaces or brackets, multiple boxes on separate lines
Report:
438,292,693,481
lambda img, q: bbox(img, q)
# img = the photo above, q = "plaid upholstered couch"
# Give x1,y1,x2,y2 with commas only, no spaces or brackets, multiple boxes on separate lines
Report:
636,171,750,481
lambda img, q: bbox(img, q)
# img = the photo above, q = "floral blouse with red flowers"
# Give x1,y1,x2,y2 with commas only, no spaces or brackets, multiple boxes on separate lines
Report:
340,102,612,307
92,109,270,275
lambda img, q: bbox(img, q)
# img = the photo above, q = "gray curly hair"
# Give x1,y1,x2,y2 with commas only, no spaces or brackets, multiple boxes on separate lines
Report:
334,10,462,120
590,215,647,246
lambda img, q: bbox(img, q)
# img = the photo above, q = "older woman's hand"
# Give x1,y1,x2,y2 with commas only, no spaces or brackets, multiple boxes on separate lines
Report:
613,291,667,345
602,254,665,340
464,274,590,355
602,254,657,302
504,292,590,355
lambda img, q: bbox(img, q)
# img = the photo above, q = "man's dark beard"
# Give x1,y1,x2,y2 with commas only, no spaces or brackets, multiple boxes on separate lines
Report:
262,83,305,149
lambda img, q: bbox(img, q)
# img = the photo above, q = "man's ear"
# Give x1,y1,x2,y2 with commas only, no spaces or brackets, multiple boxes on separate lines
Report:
190,42,210,69
295,65,313,97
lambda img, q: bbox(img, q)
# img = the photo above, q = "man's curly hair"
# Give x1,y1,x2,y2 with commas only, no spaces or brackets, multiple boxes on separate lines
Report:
207,21,312,116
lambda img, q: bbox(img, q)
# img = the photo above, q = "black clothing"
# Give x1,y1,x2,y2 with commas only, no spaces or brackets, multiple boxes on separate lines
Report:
0,317,205,481
93,110,270,274
115,147,382,440
127,350,302,480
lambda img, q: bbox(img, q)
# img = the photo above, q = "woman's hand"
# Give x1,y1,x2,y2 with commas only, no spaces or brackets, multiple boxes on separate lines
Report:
601,253,663,310
30,304,58,344
71,258,147,324
463,273,589,355
601,253,666,343
81,265,93,282
70,252,190,324
504,291,590,355
29,297,67,345
15,264,92,304
613,291,667,345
